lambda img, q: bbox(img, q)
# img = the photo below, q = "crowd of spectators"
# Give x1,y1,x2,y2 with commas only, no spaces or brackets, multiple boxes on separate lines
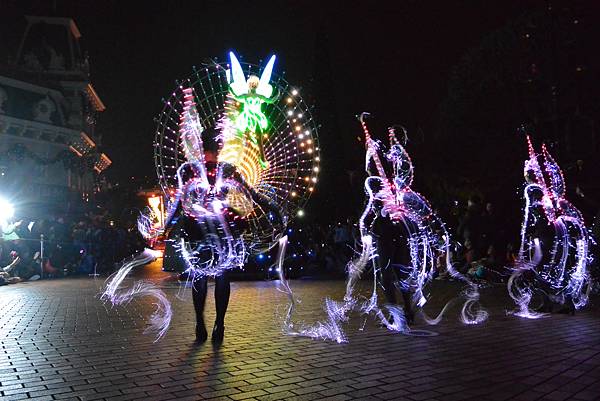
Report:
1,191,598,288
0,211,144,285
276,193,599,286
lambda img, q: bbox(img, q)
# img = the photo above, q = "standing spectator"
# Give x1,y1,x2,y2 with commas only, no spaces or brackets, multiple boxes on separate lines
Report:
332,220,352,271
51,217,69,244
72,221,89,254
481,202,504,256
457,195,485,260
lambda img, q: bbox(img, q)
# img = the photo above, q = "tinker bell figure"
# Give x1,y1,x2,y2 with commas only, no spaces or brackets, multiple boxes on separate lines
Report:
227,52,279,169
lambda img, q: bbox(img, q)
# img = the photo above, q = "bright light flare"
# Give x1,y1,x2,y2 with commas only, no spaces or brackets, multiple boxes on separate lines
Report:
0,198,14,221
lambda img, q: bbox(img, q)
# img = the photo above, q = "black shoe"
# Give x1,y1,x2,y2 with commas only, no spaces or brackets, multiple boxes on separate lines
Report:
195,323,208,343
212,323,224,343
533,303,553,313
556,304,575,316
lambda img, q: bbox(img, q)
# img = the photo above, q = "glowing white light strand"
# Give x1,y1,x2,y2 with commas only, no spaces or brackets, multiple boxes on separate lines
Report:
101,249,171,341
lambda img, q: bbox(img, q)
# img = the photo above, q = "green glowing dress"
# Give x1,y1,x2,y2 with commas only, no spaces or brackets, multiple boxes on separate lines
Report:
229,87,277,168
229,89,276,142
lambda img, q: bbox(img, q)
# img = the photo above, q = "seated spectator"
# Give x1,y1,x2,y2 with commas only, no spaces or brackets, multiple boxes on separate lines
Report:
1,250,39,282
2,251,21,275
453,238,475,274
466,245,507,283
32,252,60,277
0,271,19,284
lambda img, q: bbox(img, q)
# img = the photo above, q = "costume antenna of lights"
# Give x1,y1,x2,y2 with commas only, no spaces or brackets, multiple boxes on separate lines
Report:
102,51,320,340
508,135,592,318
281,114,487,343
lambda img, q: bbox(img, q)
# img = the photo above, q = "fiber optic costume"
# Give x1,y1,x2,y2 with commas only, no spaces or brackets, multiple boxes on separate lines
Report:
282,116,486,344
102,51,320,342
508,136,591,318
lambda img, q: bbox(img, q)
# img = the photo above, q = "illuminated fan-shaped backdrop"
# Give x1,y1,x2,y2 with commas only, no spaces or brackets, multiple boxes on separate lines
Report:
154,60,320,251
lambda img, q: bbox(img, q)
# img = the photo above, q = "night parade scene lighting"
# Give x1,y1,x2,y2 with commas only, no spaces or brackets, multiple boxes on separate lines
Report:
1,2,600,400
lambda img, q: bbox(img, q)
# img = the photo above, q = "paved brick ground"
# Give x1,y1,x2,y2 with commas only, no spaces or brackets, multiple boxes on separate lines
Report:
1,261,600,401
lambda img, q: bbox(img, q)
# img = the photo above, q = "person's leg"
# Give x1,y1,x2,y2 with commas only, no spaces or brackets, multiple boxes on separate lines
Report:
395,233,415,324
192,276,208,342
556,294,575,315
396,274,415,324
378,238,397,304
212,271,230,342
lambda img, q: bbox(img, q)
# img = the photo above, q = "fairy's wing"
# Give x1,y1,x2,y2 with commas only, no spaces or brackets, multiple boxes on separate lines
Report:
178,88,208,184
524,136,545,188
227,51,247,96
541,144,565,200
256,55,276,98
179,88,204,164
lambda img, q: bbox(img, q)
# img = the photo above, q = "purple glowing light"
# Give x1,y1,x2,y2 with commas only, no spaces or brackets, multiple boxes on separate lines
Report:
508,136,591,318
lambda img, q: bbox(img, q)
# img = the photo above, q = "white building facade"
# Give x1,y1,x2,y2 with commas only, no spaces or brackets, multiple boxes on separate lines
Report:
0,16,111,216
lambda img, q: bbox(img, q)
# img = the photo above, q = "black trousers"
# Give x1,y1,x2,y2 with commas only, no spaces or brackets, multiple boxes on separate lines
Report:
192,272,230,328
376,231,413,315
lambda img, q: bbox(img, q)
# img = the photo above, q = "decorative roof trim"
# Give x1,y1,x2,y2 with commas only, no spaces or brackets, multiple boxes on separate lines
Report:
86,84,106,112
25,16,82,39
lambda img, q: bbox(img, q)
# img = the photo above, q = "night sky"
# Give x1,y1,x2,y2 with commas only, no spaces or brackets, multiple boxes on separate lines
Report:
2,1,598,220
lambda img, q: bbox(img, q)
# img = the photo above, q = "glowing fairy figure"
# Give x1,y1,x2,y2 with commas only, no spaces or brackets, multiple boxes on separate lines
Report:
226,52,278,169
509,135,591,318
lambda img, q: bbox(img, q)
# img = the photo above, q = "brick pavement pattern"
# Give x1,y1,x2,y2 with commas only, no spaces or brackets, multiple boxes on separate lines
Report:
1,261,600,401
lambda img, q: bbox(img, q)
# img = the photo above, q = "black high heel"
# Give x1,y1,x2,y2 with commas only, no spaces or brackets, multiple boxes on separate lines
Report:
195,323,208,343
212,323,224,343
556,304,575,316
533,303,553,313
404,309,415,325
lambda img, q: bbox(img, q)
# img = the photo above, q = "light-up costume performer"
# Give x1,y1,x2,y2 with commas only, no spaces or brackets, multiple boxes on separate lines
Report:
508,136,591,318
102,51,320,342
160,90,282,342
347,114,487,330
281,114,486,343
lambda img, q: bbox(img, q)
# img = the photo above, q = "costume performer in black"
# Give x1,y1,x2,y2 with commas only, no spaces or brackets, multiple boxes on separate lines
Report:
163,129,283,343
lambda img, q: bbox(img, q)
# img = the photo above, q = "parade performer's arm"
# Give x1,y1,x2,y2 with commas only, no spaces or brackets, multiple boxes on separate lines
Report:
250,186,285,225
163,194,183,237
223,163,285,225
361,177,385,237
